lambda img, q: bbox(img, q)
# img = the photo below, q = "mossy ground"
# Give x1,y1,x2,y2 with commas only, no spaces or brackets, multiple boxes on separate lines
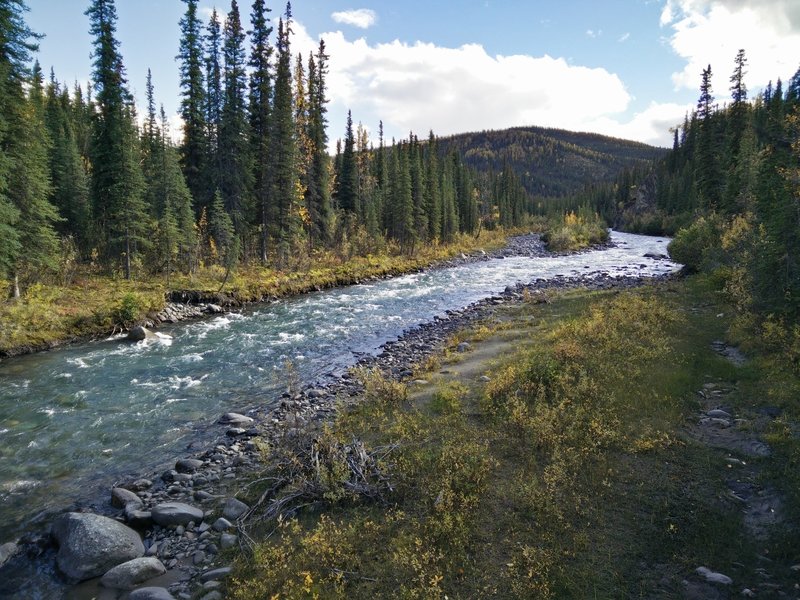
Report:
228,276,800,599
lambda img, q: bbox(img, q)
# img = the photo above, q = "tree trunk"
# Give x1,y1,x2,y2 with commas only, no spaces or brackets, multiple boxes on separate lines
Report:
125,229,131,280
11,273,20,300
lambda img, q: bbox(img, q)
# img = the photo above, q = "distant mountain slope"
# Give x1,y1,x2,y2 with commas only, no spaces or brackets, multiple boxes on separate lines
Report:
438,126,667,198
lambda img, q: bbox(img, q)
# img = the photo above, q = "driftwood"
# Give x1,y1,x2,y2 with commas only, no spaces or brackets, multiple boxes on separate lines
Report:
238,434,399,548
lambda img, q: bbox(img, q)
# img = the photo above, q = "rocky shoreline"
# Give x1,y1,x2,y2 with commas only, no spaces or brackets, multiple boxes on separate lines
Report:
0,234,677,599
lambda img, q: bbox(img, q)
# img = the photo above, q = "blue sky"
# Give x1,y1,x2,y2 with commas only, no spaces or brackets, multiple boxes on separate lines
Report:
24,1,800,149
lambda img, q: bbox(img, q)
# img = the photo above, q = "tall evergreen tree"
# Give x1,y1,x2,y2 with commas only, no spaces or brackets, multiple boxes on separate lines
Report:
86,0,148,278
305,40,332,248
0,1,60,296
269,4,296,265
695,64,721,208
44,74,91,255
424,131,442,240
336,110,357,214
219,0,253,244
177,0,207,209
248,0,273,262
205,8,223,194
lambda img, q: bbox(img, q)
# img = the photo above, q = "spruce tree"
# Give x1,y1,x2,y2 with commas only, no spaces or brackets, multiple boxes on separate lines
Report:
424,131,442,240
44,74,91,255
86,0,148,278
219,0,253,245
248,0,273,262
269,5,296,265
305,40,332,247
336,110,358,215
0,2,60,296
177,0,207,209
205,9,223,194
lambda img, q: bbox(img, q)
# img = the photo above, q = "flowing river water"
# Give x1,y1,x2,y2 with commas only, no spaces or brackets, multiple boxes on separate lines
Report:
0,231,680,546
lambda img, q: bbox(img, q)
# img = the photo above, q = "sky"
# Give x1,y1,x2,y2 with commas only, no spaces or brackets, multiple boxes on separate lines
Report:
24,0,800,150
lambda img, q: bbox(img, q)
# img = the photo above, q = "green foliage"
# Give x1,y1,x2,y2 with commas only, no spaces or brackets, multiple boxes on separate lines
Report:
666,214,721,272
113,291,143,327
543,209,609,252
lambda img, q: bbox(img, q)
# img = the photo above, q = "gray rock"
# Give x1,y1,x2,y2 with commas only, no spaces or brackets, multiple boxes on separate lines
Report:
127,326,156,342
175,458,204,473
151,502,204,527
112,487,143,509
100,557,167,590
51,512,145,581
206,304,223,314
223,497,249,520
0,542,18,568
131,479,153,491
125,508,153,528
456,341,471,353
201,592,224,600
200,567,232,582
696,566,733,585
212,517,232,532
707,409,732,419
218,412,254,426
220,533,237,549
128,587,176,600
306,388,326,398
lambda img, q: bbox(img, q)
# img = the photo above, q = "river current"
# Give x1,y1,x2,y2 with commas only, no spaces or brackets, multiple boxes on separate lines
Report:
0,231,679,543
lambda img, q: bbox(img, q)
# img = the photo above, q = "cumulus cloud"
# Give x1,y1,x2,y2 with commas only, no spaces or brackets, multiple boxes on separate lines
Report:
291,22,642,148
618,32,631,42
331,9,377,29
661,0,800,95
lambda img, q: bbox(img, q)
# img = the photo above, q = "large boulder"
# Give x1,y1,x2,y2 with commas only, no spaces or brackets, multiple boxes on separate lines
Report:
150,502,204,527
100,556,167,590
51,512,144,581
127,326,156,342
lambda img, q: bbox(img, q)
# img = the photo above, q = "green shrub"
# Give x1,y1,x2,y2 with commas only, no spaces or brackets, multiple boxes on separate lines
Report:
667,215,721,272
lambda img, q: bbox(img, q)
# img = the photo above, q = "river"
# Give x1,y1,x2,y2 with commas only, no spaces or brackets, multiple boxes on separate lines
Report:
0,231,679,545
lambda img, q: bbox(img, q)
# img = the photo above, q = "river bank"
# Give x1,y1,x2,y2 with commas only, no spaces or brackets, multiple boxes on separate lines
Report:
0,234,677,599
0,230,522,359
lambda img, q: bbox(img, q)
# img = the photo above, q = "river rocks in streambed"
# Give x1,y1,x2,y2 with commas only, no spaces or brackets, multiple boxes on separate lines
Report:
112,486,143,509
218,412,254,426
127,326,157,342
128,587,176,600
151,502,204,527
175,458,204,473
51,512,145,581
0,541,19,568
100,556,167,590
223,497,249,520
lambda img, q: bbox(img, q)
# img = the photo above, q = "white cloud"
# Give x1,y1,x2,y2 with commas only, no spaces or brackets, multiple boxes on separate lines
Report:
618,32,631,42
290,22,638,149
331,9,377,29
592,101,694,147
586,29,602,38
661,0,800,96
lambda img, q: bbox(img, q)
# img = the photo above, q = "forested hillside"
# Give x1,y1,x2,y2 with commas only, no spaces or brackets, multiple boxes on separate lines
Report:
438,126,666,198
